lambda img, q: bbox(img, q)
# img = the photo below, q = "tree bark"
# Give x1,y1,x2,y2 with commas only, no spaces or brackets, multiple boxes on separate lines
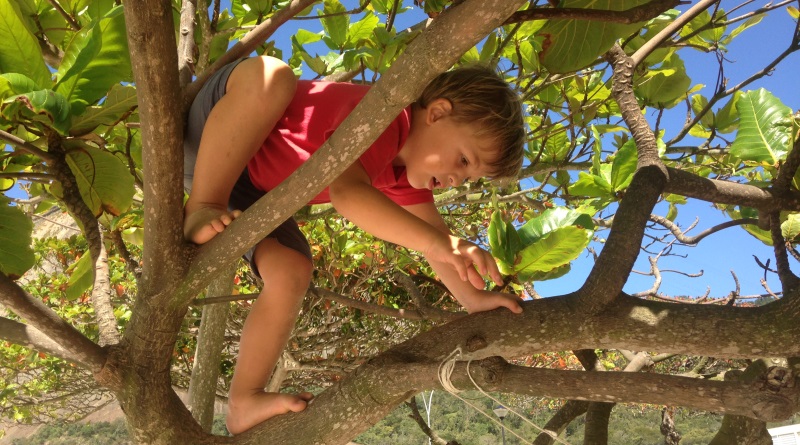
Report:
188,266,235,431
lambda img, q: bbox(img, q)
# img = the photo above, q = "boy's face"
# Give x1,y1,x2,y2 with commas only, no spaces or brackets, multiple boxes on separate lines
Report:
398,99,496,191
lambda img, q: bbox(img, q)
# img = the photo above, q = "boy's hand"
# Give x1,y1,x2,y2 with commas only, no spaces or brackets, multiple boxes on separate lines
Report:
457,289,523,314
425,234,504,288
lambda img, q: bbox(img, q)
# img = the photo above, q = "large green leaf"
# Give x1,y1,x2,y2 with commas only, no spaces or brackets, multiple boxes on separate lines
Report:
55,6,131,116
0,203,35,279
730,89,791,163
70,84,137,136
610,140,637,191
0,0,50,88
488,211,520,267
320,0,348,49
518,207,594,248
569,171,612,198
64,145,135,216
514,226,592,275
538,0,650,73
346,12,379,48
635,53,691,107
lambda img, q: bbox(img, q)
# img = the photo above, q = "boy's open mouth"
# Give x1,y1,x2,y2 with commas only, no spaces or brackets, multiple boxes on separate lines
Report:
430,177,442,190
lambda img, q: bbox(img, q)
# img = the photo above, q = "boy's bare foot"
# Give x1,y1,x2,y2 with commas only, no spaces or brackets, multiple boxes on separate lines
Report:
226,391,314,434
183,205,242,244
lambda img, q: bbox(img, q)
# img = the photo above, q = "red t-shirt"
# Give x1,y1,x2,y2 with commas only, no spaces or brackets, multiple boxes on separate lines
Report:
246,80,434,206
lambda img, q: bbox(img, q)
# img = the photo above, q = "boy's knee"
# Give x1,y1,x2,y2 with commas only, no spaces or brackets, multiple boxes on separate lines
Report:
229,56,297,101
254,239,313,286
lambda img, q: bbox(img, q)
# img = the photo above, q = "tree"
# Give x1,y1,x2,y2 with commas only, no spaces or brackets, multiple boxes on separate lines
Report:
1,0,799,444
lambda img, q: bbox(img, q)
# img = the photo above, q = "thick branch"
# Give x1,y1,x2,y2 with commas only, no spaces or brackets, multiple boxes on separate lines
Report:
445,358,798,423
124,0,188,297
606,44,664,167
665,167,800,212
0,316,83,364
0,273,106,371
48,144,120,346
578,166,666,311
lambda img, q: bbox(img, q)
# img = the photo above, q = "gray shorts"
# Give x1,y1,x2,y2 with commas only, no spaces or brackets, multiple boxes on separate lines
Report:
184,59,312,273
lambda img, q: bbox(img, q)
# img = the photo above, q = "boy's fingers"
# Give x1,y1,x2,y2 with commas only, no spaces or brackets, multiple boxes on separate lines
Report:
466,266,485,289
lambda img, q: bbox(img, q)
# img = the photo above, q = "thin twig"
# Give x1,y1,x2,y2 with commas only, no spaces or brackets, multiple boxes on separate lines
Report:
0,129,57,163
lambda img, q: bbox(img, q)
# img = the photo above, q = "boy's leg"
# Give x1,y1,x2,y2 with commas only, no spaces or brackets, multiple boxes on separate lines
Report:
226,237,314,435
184,56,297,244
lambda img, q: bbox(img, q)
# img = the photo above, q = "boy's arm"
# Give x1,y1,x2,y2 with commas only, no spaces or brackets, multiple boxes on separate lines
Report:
402,201,522,314
328,163,521,314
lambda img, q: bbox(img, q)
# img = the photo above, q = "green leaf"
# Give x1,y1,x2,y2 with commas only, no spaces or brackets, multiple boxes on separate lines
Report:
346,12,379,47
514,226,592,274
0,0,51,88
65,251,93,301
64,145,135,216
569,171,613,198
635,53,691,107
730,89,791,164
2,89,72,134
0,73,37,100
55,6,132,116
319,0,348,49
243,0,271,14
0,203,35,279
538,0,650,73
518,263,571,283
517,207,595,248
488,211,520,267
782,214,800,243
714,92,740,133
610,140,637,191
69,84,137,136
789,6,799,19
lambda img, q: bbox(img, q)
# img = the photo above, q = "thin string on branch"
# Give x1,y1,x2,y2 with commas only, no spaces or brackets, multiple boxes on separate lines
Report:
437,348,572,445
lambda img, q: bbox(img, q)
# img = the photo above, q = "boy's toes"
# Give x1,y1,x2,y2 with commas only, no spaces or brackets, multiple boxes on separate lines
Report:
184,207,238,244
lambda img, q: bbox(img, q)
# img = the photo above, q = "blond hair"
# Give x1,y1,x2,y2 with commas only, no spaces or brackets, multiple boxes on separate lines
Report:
415,65,525,179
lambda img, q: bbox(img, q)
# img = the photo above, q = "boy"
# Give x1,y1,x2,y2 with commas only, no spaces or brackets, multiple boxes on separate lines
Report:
183,56,525,434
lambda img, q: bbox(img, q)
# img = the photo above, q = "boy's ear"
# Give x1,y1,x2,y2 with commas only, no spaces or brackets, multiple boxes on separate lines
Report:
426,98,453,124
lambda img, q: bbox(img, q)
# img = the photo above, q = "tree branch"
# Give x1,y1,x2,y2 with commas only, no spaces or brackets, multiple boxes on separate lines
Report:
533,400,589,445
447,357,797,423
0,316,84,364
665,167,800,212
769,210,800,292
124,0,188,298
177,0,198,87
0,129,56,163
775,132,800,192
629,0,717,66
0,273,106,371
650,214,760,245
